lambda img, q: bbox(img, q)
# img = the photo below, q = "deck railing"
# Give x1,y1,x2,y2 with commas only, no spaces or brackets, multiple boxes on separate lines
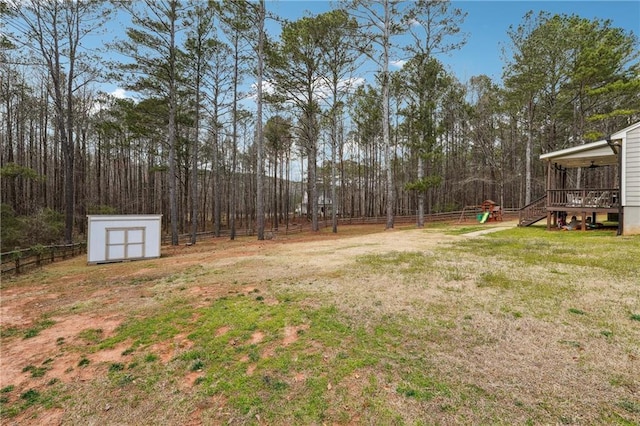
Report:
547,188,619,209
519,195,547,226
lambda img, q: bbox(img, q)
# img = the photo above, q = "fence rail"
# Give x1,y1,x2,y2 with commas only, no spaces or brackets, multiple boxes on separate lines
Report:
162,210,519,244
1,243,86,276
3,210,519,275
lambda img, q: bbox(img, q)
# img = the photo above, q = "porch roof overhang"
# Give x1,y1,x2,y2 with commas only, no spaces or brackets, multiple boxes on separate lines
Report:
539,139,618,169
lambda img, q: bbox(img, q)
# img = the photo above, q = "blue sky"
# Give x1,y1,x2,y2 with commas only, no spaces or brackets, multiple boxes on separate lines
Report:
266,1,639,82
103,0,639,98
445,1,640,82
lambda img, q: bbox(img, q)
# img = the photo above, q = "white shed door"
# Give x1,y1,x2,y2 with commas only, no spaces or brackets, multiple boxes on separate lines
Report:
106,227,145,260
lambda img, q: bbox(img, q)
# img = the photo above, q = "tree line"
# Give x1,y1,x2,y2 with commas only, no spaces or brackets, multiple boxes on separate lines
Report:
1,0,638,250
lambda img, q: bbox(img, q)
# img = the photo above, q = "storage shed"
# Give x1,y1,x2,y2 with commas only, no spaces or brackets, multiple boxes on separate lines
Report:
87,215,162,264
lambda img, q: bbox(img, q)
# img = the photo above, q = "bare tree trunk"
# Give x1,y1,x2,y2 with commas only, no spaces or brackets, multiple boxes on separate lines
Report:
168,3,179,245
382,0,394,229
310,144,319,232
417,155,424,227
230,33,240,240
525,102,533,205
256,0,266,240
331,123,338,233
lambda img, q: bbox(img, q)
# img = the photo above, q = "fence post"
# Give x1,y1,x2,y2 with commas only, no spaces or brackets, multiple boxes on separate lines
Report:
15,256,20,275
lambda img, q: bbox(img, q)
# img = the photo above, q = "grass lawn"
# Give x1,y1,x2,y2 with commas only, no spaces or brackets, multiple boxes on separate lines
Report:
1,224,639,425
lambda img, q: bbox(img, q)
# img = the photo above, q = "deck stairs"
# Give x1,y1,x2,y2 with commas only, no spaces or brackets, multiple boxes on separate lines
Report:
518,195,547,227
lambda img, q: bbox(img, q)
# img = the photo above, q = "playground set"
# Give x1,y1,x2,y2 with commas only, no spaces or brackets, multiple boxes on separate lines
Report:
458,200,503,224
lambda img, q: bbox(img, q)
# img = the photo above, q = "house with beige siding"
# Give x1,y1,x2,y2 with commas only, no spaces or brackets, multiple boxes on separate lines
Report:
519,121,640,235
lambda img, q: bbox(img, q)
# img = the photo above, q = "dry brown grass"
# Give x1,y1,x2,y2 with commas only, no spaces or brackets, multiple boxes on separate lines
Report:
1,221,638,425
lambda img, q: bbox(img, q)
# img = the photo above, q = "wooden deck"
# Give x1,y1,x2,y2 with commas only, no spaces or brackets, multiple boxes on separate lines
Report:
544,188,620,231
546,188,619,213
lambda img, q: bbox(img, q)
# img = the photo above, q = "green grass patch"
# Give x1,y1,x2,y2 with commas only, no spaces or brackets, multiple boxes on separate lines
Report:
78,328,104,343
396,369,451,401
22,365,48,378
1,385,64,418
445,226,486,235
449,226,640,277
109,363,125,372
618,399,640,414
356,251,434,275
144,353,158,363
99,298,194,350
0,326,20,339
476,271,513,289
20,389,40,406
104,295,385,422
121,347,135,356
23,318,56,339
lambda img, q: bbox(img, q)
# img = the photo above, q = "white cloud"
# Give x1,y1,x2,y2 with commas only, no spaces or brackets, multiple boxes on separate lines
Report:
390,60,407,69
110,88,128,99
338,77,366,92
246,77,365,106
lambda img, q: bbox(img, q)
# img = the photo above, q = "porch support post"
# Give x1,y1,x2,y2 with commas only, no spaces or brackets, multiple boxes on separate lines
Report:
545,162,552,231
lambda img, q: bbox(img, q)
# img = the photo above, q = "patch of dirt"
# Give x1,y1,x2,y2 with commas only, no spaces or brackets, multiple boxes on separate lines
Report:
249,331,265,345
215,326,230,337
15,220,617,425
246,363,257,376
282,324,308,346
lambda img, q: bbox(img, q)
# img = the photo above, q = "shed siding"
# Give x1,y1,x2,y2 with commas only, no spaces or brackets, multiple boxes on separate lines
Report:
625,127,640,207
87,215,162,264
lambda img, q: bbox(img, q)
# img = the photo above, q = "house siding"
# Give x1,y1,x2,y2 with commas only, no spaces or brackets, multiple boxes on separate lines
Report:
625,126,640,207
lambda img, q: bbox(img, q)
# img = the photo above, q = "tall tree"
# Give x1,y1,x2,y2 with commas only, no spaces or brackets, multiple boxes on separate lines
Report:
398,57,447,221
504,12,639,203
267,14,327,232
348,84,383,217
5,0,111,243
503,11,547,205
403,0,466,226
317,9,363,233
348,0,407,229
114,0,186,245
218,0,266,240
205,40,234,238
219,0,249,240
184,0,218,244
255,0,266,240
264,115,292,231
561,15,639,138
468,75,506,206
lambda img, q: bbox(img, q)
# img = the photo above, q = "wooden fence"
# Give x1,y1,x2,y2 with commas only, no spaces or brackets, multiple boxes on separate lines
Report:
1,243,86,276
2,209,519,276
162,209,519,244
